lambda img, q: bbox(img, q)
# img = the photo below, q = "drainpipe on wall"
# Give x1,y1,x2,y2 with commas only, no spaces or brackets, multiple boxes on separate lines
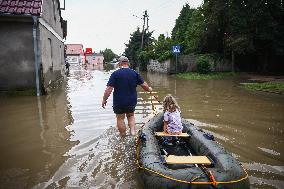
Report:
32,16,41,96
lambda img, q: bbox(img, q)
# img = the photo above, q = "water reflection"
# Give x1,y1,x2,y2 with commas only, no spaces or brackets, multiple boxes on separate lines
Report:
0,82,73,189
33,65,143,188
142,72,284,189
0,67,283,189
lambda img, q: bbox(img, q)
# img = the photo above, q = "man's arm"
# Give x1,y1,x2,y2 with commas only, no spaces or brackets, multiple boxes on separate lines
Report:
102,86,113,108
140,82,152,92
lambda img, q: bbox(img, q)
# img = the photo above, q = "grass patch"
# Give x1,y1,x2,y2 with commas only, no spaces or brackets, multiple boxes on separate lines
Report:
176,72,237,80
241,82,284,94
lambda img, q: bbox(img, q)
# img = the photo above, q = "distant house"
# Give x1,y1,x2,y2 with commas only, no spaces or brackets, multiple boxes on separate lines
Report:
93,53,104,65
65,44,84,64
85,53,104,66
0,0,67,95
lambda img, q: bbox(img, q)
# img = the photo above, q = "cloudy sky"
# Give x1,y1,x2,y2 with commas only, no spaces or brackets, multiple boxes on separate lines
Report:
60,0,203,54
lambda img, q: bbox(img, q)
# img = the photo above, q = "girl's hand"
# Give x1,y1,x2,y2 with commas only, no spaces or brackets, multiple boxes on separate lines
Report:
163,121,168,133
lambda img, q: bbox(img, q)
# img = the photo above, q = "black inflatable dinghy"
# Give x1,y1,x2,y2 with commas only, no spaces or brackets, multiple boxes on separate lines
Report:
136,113,250,189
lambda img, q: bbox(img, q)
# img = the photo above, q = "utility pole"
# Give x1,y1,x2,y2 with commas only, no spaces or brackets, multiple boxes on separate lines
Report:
133,10,149,70
141,10,149,50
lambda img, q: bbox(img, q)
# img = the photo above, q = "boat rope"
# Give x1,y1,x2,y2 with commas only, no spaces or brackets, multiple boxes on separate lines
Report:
200,165,218,187
135,131,249,186
135,91,249,186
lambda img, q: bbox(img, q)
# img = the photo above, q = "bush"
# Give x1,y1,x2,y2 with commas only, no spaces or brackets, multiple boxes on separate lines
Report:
196,55,211,74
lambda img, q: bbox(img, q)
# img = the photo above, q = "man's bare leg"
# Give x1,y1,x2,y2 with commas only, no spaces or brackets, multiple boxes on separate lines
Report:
126,113,135,136
116,114,126,136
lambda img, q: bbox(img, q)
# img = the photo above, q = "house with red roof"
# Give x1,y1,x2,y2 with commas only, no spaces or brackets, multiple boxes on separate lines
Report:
65,44,84,64
0,0,67,95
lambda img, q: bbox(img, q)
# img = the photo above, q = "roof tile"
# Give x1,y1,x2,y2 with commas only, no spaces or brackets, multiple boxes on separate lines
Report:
8,7,15,13
2,1,9,6
0,0,42,16
66,44,85,55
0,7,4,13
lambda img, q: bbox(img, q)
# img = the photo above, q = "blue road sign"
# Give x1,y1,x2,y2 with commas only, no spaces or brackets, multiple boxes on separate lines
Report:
172,45,181,54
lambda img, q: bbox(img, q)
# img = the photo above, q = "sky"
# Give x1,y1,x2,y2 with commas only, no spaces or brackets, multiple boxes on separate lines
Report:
60,0,203,55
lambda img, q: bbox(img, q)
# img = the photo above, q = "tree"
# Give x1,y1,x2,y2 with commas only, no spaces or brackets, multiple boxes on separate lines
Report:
152,34,173,62
247,0,284,71
124,28,154,70
172,4,195,53
102,48,117,63
184,7,205,53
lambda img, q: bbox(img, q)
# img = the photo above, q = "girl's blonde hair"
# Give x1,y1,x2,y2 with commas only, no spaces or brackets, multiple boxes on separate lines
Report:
163,94,180,113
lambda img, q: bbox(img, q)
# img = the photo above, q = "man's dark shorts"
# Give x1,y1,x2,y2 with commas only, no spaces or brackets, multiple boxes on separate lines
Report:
113,105,135,114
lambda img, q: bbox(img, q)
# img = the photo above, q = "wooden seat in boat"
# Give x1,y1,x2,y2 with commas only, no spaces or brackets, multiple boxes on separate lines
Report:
155,132,190,137
165,155,211,165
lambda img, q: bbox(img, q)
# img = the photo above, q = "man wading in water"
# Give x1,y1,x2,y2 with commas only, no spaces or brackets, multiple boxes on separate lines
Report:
102,56,152,136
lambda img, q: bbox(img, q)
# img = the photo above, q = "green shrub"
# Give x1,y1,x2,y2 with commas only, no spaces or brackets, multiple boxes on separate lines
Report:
196,55,211,74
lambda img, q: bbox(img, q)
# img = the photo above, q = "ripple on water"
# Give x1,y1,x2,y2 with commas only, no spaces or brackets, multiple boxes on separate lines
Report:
33,127,140,189
243,162,284,189
258,147,281,156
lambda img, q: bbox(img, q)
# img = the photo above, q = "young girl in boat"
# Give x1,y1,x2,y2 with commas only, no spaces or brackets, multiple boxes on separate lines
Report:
163,94,183,134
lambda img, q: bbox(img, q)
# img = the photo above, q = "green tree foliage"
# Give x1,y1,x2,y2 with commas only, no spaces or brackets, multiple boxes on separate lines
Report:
172,1,284,72
171,4,206,54
124,28,143,68
124,28,154,70
125,1,284,72
184,7,205,53
102,48,117,63
196,54,211,74
203,0,284,71
152,34,173,62
246,0,284,71
172,4,194,52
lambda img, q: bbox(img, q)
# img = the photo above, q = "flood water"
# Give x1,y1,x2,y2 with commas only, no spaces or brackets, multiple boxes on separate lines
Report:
0,65,283,189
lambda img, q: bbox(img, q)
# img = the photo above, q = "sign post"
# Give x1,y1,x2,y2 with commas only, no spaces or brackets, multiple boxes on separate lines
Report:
172,45,181,73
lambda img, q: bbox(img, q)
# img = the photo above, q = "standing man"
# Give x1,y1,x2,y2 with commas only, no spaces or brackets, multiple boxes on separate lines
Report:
102,56,152,136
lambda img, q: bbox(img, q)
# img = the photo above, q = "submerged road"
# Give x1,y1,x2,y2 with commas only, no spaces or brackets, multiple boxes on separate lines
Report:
0,64,283,188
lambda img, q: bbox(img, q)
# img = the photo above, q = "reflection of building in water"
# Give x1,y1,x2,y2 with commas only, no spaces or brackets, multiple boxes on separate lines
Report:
34,84,75,187
0,84,74,188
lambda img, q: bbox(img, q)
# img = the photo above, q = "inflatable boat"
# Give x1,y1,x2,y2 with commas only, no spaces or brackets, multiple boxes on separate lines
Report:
136,113,250,189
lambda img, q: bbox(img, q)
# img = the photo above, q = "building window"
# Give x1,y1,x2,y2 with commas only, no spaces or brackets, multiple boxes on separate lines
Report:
53,0,56,22
48,38,53,70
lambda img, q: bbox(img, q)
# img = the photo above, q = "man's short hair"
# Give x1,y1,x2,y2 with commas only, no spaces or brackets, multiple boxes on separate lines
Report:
118,56,129,64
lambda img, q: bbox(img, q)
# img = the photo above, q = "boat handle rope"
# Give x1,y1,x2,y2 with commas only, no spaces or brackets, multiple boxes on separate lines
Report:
135,91,249,186
135,128,249,186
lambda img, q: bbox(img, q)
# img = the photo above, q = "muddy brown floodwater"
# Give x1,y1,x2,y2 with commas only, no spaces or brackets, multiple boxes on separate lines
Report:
0,65,283,189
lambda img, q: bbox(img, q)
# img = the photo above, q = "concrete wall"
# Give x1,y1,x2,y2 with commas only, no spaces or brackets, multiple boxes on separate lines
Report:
147,54,232,74
0,1,65,93
39,0,65,92
147,59,171,73
38,24,64,90
0,20,35,90
42,0,63,37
